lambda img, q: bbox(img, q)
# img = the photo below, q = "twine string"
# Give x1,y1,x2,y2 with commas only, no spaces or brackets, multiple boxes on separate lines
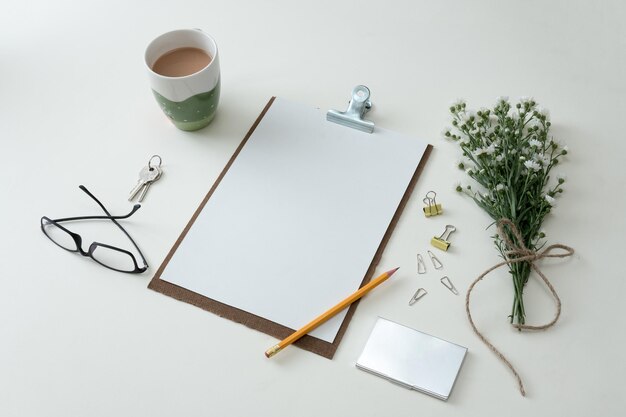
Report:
465,218,574,396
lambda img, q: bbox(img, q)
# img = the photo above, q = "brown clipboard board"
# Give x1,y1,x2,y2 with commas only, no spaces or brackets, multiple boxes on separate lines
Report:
148,96,433,359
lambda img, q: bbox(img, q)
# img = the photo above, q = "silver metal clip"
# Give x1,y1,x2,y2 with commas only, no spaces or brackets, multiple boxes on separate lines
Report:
427,250,443,269
327,85,374,133
409,288,427,305
440,276,458,295
417,253,426,274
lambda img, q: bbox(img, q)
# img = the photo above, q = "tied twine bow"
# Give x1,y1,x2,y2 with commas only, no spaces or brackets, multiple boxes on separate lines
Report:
465,218,574,397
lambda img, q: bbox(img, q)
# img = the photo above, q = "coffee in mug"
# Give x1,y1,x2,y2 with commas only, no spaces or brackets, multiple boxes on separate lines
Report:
152,47,212,77
145,29,220,131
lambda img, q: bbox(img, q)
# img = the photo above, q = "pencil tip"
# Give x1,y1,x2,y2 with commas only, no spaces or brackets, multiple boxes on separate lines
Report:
388,267,400,275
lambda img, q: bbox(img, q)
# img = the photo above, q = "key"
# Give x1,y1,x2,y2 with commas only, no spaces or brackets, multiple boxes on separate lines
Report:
128,166,151,201
138,165,162,202
128,165,160,201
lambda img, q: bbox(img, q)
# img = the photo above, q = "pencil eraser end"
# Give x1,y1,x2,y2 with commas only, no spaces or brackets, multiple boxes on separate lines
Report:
265,344,282,358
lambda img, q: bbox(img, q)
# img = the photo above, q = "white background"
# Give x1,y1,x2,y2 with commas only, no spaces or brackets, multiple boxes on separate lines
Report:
1,1,624,416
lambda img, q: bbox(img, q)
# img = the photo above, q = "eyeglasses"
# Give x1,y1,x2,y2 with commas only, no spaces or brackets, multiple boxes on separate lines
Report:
41,185,148,273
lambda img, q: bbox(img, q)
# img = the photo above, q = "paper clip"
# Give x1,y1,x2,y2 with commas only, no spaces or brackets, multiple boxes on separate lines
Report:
427,250,443,269
423,191,443,217
431,225,456,251
440,276,458,295
409,288,428,305
417,253,426,274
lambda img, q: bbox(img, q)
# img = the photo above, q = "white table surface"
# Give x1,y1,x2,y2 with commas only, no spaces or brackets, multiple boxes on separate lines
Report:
2,1,624,416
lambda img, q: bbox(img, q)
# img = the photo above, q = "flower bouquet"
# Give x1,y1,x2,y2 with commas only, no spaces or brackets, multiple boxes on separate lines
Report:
445,97,567,325
444,97,574,394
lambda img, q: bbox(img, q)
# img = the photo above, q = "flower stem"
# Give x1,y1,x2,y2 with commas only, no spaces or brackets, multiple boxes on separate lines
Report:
510,261,531,326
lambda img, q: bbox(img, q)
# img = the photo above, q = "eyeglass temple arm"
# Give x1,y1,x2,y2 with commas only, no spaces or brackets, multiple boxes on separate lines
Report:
78,185,148,268
50,205,140,223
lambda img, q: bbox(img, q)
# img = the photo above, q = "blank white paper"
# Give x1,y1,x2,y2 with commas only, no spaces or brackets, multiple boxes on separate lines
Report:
160,97,428,342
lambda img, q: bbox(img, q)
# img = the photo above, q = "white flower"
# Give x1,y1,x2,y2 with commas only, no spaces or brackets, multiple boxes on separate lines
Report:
474,144,496,157
534,153,550,166
524,160,542,171
536,106,550,118
460,110,477,123
457,156,472,170
441,128,451,139
545,195,556,206
528,139,542,148
519,96,535,104
451,98,466,109
474,147,486,157
496,96,509,104
495,183,506,191
519,156,526,161
495,154,505,163
557,173,567,183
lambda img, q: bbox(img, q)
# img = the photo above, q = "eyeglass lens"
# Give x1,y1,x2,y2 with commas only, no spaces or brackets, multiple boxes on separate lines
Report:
42,218,139,272
41,218,78,252
90,245,138,272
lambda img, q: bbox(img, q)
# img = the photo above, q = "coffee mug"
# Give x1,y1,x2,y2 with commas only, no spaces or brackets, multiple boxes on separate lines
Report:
145,29,220,131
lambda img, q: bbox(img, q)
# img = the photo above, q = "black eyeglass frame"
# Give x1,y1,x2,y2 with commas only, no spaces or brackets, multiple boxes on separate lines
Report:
40,185,148,274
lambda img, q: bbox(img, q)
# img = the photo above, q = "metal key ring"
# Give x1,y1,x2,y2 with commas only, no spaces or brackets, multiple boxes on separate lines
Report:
148,155,162,170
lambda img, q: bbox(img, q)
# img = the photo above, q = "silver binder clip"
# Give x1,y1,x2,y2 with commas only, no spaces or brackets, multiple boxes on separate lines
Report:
409,288,427,305
440,276,458,295
427,250,443,269
417,253,426,274
327,85,374,133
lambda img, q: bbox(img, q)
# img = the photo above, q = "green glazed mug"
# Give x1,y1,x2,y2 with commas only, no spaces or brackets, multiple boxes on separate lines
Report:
145,29,220,131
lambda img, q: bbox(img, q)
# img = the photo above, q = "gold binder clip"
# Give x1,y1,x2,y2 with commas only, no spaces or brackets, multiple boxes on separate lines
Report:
423,191,443,217
431,225,456,251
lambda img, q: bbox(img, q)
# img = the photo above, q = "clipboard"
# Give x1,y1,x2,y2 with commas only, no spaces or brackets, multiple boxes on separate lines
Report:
149,93,432,359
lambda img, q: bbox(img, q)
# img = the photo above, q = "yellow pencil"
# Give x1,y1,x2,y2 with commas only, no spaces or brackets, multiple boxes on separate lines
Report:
265,267,399,358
